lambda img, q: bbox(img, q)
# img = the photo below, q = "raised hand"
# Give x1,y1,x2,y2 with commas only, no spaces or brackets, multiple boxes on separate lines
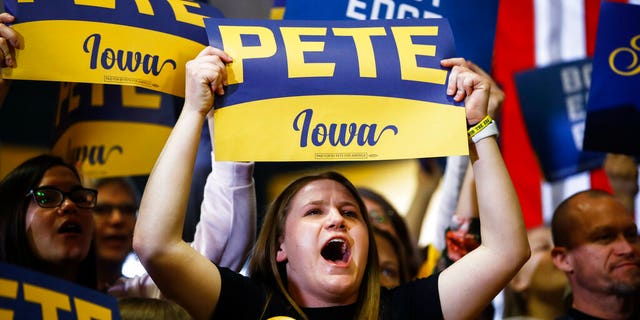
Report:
183,46,232,117
441,58,491,126
0,13,20,68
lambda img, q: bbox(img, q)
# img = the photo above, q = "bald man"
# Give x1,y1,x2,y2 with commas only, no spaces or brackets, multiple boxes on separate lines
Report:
551,189,640,320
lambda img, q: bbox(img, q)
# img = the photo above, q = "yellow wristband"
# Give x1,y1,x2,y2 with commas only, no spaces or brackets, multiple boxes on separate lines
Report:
467,115,493,139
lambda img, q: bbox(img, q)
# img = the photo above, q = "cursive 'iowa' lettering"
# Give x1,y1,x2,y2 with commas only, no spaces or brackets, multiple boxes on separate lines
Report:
83,34,176,76
72,144,123,166
293,108,398,147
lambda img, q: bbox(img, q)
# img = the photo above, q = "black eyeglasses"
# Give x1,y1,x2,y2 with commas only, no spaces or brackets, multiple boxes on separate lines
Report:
27,186,98,209
93,204,138,217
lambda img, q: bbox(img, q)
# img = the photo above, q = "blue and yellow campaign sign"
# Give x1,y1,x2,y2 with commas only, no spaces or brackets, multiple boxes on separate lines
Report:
2,0,223,97
584,1,640,156
270,0,287,20
0,262,121,320
206,18,467,161
50,83,177,178
515,59,605,182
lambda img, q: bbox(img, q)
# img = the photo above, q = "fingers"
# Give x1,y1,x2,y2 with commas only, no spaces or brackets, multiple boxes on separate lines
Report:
200,46,233,64
467,61,489,78
462,60,505,120
445,63,461,98
0,13,15,24
446,65,475,102
442,58,474,101
184,47,233,115
197,46,232,94
441,57,471,69
442,59,491,125
0,13,20,68
188,47,227,95
0,37,13,67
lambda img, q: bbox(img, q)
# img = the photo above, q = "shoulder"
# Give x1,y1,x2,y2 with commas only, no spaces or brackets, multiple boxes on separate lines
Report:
214,267,299,319
380,274,443,319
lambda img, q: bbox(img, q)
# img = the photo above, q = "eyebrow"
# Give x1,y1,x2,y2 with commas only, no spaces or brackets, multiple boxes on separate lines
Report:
36,184,83,190
304,199,359,208
587,224,636,238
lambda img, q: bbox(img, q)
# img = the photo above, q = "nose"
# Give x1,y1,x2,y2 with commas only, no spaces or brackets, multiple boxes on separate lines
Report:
325,207,346,231
58,198,79,215
108,208,126,223
613,234,636,256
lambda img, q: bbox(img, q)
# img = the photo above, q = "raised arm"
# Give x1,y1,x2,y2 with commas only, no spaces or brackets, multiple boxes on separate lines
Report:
133,46,232,320
437,58,530,319
190,134,256,271
109,147,256,300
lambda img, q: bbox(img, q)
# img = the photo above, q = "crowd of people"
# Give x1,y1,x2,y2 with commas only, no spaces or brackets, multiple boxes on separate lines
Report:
1,8,640,320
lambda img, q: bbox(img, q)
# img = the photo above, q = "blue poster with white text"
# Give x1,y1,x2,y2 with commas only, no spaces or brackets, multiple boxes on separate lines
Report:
516,59,605,182
283,0,498,73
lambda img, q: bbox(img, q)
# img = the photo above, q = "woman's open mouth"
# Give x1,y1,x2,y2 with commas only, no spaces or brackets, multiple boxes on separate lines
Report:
321,238,351,264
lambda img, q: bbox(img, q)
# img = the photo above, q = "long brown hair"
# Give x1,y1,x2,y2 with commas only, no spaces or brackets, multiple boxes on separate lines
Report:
0,154,98,289
249,171,380,319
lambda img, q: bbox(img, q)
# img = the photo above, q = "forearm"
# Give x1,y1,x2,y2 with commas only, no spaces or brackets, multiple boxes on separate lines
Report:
470,137,529,265
439,137,529,319
134,109,205,262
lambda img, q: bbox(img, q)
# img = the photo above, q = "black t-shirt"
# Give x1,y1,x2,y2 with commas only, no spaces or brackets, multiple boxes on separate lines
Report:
212,267,443,319
556,307,640,320
556,308,606,320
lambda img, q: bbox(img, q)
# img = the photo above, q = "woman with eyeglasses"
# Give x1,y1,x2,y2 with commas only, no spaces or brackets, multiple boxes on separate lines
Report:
89,177,140,292
0,154,99,289
0,12,257,297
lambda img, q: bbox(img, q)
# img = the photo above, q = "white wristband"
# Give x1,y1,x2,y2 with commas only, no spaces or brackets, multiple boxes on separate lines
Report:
471,120,499,143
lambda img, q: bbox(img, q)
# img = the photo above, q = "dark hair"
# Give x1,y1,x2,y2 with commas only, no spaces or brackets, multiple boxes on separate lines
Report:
357,187,420,277
89,176,141,205
0,154,98,289
372,226,410,285
249,171,380,320
118,297,192,320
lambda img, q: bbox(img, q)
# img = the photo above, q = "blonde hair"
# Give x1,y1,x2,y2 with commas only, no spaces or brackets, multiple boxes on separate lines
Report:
117,297,192,320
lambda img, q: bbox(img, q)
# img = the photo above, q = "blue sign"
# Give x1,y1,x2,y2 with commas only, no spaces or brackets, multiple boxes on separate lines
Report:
584,1,640,156
0,262,121,319
515,59,605,182
282,0,498,73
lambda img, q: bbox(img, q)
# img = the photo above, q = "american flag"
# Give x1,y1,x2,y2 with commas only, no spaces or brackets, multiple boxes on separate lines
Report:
493,0,639,228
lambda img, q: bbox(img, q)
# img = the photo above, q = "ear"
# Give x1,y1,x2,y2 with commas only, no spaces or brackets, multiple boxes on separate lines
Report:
276,235,287,263
551,247,573,273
